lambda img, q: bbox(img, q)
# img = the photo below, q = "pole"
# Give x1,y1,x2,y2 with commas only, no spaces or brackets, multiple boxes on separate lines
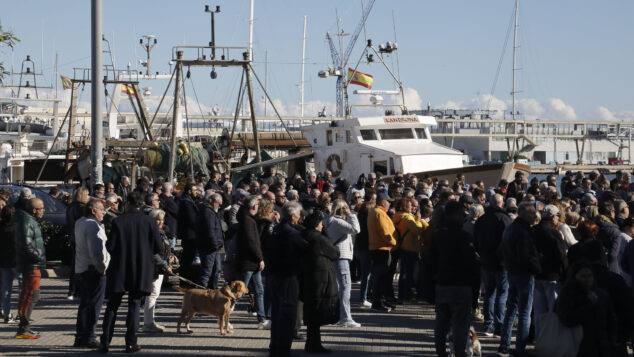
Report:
249,0,254,60
244,53,261,165
168,51,183,183
211,12,216,59
300,15,307,117
91,0,104,185
264,51,268,116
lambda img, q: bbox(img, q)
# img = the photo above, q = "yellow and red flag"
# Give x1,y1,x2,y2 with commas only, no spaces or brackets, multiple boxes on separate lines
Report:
347,68,373,89
121,84,136,97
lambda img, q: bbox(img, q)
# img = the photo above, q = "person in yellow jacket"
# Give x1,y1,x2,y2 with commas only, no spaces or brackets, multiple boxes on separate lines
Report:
393,198,428,303
367,193,397,312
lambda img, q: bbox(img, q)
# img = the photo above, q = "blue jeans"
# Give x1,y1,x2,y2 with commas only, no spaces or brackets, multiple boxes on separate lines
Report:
242,270,265,323
500,274,535,353
533,279,560,337
434,285,472,357
398,250,418,301
482,269,509,332
200,251,222,290
0,267,15,316
334,259,353,323
354,250,372,303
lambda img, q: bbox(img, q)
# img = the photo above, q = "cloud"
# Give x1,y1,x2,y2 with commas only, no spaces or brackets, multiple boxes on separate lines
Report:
544,98,576,121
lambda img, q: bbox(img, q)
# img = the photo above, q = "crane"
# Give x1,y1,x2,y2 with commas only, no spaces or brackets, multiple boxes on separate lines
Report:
320,0,375,117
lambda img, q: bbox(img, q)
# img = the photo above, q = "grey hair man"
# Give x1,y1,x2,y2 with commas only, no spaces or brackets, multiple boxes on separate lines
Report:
73,199,110,348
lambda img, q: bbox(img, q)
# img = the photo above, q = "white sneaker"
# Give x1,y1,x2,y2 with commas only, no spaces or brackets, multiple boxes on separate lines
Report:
258,320,271,330
228,323,234,330
361,300,372,308
337,321,361,328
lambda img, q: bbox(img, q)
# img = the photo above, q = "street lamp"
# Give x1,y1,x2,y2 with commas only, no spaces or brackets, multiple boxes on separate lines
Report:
204,5,221,59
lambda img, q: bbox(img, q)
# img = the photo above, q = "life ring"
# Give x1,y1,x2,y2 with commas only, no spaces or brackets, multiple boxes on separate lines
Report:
326,154,343,177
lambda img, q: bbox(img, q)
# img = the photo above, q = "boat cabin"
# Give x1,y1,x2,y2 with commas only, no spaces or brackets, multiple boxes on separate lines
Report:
301,114,464,182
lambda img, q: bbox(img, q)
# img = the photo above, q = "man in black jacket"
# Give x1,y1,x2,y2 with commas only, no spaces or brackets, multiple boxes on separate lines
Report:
177,183,202,284
159,182,178,251
99,192,161,353
506,171,527,200
531,204,567,338
196,193,224,289
596,201,622,274
429,201,479,357
268,201,308,357
474,193,511,337
14,198,46,339
235,196,266,327
497,203,541,357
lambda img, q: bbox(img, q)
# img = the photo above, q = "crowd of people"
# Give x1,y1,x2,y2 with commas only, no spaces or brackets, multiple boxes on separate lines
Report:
1,167,634,356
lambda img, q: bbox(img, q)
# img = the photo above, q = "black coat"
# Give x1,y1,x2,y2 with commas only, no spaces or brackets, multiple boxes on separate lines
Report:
556,284,617,357
428,226,478,286
532,220,567,281
302,229,340,326
596,216,622,274
235,207,263,272
106,208,161,296
159,193,178,237
196,205,224,254
474,205,511,271
177,194,198,241
66,201,85,243
269,220,308,277
502,219,541,276
0,220,15,268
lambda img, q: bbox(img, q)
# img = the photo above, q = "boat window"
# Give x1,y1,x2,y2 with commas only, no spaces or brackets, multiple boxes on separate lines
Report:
335,131,344,143
389,157,395,175
378,128,414,140
346,130,352,143
415,128,427,139
360,129,377,141
373,161,387,176
327,130,332,146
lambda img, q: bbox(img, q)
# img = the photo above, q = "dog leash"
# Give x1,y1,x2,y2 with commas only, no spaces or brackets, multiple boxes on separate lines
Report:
171,274,208,290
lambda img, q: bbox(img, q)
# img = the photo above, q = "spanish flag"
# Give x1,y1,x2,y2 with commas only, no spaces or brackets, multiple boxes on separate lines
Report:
122,84,136,97
347,68,373,89
60,75,72,90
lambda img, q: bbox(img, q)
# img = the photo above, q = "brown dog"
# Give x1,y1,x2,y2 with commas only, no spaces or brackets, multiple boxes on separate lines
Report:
173,281,248,335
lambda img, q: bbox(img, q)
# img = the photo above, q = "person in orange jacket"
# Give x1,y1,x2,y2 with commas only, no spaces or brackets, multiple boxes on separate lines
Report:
367,193,397,312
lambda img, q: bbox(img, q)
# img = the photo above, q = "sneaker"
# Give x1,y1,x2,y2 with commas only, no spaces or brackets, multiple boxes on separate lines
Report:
258,320,271,330
16,328,40,339
143,323,165,333
337,321,361,328
361,300,372,308
228,322,234,330
4,313,16,324
67,294,75,301
496,346,511,357
371,304,392,313
483,327,494,337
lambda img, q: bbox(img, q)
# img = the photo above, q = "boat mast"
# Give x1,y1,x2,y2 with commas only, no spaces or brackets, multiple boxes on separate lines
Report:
300,15,307,117
91,0,104,184
512,0,518,122
249,0,254,60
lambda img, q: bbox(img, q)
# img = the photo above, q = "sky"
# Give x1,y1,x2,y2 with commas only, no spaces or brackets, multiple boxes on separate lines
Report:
2,0,634,122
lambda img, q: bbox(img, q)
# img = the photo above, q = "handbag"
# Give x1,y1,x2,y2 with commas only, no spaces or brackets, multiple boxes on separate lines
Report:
535,312,583,357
